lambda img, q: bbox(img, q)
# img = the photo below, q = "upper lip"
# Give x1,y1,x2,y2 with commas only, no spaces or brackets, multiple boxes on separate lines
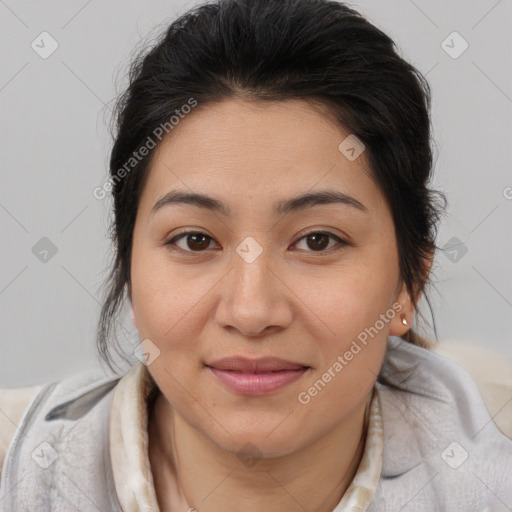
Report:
206,357,309,373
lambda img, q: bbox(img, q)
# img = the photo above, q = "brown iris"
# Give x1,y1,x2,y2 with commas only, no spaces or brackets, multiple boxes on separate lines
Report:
185,233,211,251
305,233,330,251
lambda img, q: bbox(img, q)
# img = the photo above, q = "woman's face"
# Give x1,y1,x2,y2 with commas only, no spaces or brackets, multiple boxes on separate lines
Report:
131,98,411,457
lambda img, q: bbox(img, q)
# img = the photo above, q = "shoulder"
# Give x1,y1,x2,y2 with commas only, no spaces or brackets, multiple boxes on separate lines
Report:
379,335,512,438
371,337,512,509
0,368,127,511
0,366,122,478
0,385,43,475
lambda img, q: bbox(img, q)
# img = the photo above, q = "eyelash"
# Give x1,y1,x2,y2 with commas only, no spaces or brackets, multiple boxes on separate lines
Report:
164,230,348,255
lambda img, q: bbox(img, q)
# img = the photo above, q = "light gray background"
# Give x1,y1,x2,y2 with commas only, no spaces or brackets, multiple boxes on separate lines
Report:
1,0,511,387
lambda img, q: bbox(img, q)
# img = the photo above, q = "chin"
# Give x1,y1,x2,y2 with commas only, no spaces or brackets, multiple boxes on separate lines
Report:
206,421,306,461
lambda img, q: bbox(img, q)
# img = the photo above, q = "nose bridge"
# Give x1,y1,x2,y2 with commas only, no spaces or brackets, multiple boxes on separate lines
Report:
232,235,275,304
215,236,290,336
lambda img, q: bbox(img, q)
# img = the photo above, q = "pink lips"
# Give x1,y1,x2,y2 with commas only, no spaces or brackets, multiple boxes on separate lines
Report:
206,357,309,395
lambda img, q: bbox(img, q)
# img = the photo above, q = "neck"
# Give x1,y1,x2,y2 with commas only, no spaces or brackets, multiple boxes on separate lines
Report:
149,391,373,512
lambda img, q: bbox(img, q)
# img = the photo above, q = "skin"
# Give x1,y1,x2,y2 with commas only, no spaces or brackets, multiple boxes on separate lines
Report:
130,97,423,512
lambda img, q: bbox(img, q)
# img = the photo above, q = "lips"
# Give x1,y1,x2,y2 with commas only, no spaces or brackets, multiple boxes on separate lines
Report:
206,356,308,373
205,357,310,395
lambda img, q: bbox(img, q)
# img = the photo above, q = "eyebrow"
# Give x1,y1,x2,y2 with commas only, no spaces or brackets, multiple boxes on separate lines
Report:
150,189,369,217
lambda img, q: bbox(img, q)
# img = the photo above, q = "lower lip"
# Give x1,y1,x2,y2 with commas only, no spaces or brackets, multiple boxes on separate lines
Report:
207,367,309,395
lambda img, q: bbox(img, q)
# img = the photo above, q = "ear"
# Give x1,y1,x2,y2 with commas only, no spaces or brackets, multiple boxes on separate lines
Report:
388,280,415,336
389,252,433,336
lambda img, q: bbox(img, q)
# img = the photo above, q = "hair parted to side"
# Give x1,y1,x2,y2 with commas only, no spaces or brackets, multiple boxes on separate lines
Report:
97,0,447,372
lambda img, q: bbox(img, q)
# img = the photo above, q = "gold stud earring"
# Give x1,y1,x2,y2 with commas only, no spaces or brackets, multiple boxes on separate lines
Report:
400,314,408,326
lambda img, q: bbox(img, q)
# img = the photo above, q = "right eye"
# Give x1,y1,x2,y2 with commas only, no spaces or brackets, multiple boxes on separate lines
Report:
164,231,218,253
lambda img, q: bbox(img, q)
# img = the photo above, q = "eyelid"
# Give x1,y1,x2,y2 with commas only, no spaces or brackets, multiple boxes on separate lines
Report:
294,227,348,245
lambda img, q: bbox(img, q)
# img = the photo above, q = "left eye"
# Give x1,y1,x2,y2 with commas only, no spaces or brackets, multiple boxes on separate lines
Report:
164,231,346,253
293,231,346,252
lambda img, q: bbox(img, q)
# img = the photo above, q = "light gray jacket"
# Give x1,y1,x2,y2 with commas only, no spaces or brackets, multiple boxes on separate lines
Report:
1,336,511,511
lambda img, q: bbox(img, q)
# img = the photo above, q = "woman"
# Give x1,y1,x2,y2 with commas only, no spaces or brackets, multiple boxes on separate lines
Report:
1,0,511,510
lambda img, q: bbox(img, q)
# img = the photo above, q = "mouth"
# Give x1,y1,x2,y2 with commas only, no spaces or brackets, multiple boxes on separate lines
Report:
205,356,311,395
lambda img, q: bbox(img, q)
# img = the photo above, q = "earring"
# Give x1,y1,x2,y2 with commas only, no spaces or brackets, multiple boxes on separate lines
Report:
400,314,408,326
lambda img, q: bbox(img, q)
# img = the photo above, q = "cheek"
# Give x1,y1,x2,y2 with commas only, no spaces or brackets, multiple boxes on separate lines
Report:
296,338,385,440
301,253,398,387
309,258,398,341
130,242,200,343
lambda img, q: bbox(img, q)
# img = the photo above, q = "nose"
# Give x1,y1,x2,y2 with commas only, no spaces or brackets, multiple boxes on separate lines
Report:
213,245,293,338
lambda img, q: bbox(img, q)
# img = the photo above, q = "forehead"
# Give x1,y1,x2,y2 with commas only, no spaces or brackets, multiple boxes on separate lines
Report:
138,98,387,219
